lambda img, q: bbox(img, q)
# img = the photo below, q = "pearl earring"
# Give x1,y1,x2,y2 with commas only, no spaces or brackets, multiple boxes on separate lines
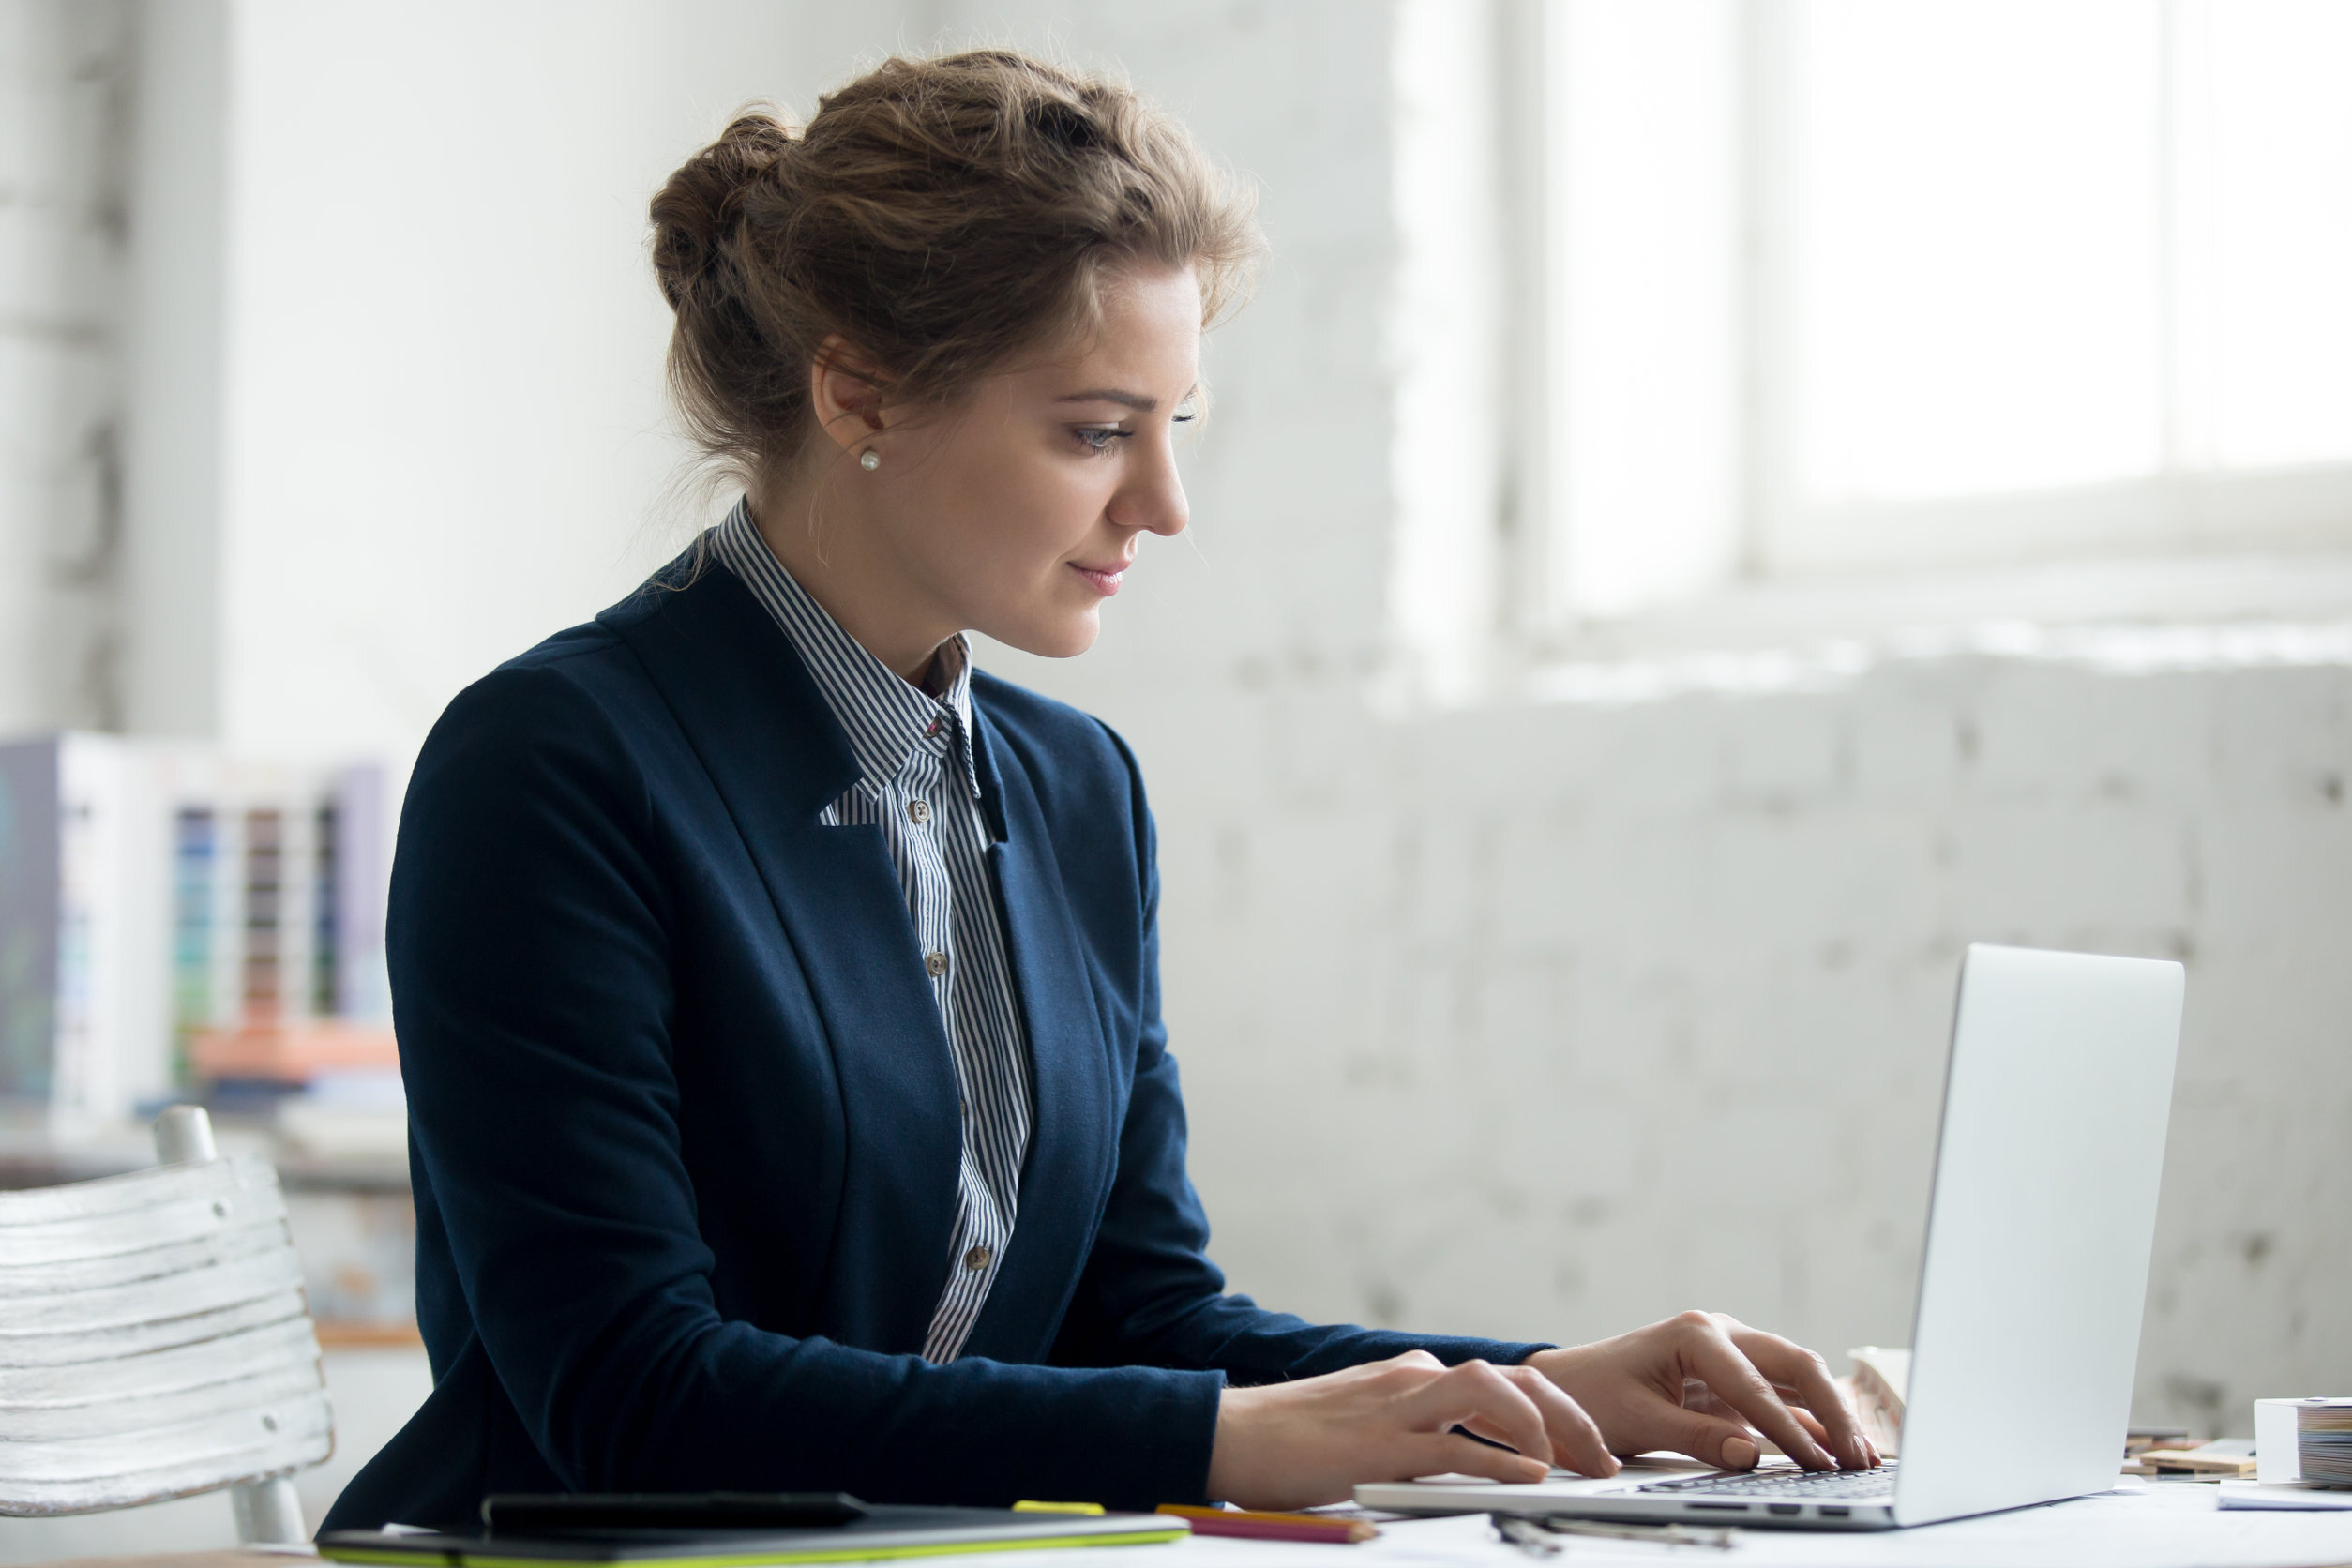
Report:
859,450,881,472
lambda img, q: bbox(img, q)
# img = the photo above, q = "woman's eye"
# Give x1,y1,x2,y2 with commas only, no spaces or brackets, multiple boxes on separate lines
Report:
1074,426,1127,454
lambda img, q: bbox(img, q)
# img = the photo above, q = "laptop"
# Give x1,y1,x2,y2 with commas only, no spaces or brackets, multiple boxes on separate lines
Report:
1358,943,2184,1531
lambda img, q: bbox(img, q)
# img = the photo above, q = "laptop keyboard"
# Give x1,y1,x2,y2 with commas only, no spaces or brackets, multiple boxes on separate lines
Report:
1639,1461,1898,1500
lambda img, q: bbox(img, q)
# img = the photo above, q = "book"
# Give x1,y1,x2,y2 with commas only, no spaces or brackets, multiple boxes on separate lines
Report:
2133,1443,2257,1478
0,733,395,1136
2299,1399,2352,1486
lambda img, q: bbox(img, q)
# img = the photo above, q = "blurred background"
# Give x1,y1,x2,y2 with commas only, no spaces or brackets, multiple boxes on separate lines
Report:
3,0,2350,1553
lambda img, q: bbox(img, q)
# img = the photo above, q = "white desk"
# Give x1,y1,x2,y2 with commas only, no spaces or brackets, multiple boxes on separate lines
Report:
46,1489,2350,1568
979,1485,2352,1568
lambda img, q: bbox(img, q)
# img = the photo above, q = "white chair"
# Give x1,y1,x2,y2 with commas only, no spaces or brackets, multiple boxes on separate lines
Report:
0,1105,333,1544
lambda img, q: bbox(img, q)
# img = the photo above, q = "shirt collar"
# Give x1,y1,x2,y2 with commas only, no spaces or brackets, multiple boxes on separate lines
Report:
712,497,983,804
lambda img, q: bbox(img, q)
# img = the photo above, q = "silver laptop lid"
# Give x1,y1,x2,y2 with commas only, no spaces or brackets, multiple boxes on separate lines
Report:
1894,944,2183,1528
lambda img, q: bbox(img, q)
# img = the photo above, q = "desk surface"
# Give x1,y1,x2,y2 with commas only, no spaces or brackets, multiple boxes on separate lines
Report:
33,1488,2352,1568
972,1485,2338,1568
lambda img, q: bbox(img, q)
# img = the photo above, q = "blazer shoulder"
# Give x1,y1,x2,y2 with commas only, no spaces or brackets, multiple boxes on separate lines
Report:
412,618,667,816
499,618,630,677
461,532,715,719
462,618,655,724
591,535,721,635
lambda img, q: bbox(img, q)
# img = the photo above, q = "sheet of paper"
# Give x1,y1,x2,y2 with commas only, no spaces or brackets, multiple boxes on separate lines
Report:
2219,1479,2352,1511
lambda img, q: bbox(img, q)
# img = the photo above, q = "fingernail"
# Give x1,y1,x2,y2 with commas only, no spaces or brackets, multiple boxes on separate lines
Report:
1723,1436,1757,1469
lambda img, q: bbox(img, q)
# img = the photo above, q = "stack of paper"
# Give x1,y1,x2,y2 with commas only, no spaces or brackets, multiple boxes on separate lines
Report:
2302,1399,2352,1485
1847,1346,1909,1456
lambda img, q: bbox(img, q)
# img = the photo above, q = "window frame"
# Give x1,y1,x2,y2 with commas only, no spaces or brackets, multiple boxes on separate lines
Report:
1512,0,2352,640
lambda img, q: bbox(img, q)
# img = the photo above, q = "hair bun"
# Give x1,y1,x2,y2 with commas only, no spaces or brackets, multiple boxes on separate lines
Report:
651,52,1259,487
650,111,794,307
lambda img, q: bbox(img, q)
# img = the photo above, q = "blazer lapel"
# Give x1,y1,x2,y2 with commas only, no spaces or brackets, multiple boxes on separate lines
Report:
956,701,1121,1364
604,557,961,1354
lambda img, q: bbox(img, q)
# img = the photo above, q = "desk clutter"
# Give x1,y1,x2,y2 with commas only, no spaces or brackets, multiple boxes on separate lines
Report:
2254,1396,2352,1491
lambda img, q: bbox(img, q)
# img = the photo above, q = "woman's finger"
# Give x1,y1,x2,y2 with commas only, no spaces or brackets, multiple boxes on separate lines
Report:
1399,1430,1552,1486
1696,1388,1833,1451
1660,1405,1768,1470
1458,1393,1615,1479
1460,1410,1568,1467
1723,1321,1876,1469
1677,1320,1837,1470
1398,1361,1557,1471
1500,1364,1618,1478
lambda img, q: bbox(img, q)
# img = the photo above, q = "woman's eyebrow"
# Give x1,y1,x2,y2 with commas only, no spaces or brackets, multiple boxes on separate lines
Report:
1053,384,1199,412
1054,389,1159,411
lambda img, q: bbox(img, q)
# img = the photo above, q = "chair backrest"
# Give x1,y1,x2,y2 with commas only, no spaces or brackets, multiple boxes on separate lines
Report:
0,1135,332,1519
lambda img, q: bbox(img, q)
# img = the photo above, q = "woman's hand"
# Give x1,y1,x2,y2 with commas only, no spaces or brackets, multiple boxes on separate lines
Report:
1202,1314,1875,1509
1204,1350,1619,1510
1525,1310,1878,1472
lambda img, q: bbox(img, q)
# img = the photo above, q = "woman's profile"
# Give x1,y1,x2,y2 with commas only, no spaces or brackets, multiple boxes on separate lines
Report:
324,49,1876,1532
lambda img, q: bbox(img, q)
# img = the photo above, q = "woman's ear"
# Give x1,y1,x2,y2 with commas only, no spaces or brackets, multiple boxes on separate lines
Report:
808,336,891,458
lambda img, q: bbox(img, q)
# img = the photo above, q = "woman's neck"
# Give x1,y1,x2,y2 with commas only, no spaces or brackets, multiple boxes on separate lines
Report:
746,477,957,684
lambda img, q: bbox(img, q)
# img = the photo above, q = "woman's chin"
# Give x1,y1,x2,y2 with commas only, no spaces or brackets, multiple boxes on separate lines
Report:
985,609,1104,661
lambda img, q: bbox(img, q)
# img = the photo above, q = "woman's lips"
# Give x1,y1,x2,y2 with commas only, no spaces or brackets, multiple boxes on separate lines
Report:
1069,561,1126,596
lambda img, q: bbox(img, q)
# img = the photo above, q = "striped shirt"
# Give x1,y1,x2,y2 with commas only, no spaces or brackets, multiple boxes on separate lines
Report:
713,499,1033,1364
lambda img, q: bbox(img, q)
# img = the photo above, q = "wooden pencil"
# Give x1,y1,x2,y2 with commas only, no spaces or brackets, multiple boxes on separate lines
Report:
1155,1504,1380,1543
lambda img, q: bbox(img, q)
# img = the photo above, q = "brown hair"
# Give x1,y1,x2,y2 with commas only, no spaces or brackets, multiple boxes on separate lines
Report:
650,50,1259,483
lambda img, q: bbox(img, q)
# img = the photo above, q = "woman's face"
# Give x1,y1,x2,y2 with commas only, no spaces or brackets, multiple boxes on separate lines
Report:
819,264,1202,667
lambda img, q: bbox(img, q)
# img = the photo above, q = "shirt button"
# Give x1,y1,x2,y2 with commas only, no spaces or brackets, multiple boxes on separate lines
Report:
908,798,931,824
924,951,949,978
925,716,944,738
963,1245,993,1272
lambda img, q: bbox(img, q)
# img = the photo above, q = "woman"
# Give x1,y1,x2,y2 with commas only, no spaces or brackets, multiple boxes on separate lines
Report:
324,51,1874,1533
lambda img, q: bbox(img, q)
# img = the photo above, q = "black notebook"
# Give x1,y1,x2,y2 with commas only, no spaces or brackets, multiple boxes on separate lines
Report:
318,1496,1189,1566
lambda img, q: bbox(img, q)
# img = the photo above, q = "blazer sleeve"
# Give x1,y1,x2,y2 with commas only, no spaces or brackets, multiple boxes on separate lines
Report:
1047,731,1553,1381
393,659,1223,1512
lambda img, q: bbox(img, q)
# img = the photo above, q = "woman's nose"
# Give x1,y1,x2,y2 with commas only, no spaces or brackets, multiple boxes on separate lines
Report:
1115,438,1189,538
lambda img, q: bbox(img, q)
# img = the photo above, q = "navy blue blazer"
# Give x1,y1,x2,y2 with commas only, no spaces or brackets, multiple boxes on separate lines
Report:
323,546,1545,1532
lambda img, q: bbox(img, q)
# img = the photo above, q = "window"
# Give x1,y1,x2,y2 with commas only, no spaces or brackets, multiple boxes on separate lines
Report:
1529,0,2352,624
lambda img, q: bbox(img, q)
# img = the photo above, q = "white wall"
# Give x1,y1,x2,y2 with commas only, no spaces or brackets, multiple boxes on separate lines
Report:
0,7,2344,1513
0,0,127,734
120,0,228,738
207,0,818,759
